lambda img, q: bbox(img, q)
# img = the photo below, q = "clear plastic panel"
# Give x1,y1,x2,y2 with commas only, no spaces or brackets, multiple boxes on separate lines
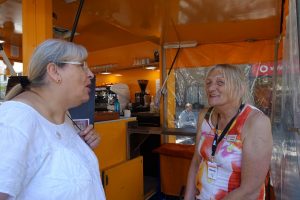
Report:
166,62,277,144
271,0,300,199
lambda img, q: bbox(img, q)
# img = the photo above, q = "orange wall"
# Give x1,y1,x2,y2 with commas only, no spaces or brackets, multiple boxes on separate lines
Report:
96,68,160,102
88,41,160,67
0,42,22,62
88,41,160,102
22,0,52,75
0,43,22,75
166,39,282,68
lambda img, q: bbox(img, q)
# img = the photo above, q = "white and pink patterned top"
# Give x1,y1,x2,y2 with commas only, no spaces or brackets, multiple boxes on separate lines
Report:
195,104,265,200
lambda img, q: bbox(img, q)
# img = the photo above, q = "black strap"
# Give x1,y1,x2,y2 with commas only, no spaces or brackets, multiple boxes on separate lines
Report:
204,107,214,122
211,104,245,157
66,113,82,131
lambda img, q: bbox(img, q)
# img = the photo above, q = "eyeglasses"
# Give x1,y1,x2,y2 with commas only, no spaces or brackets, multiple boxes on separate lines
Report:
58,61,89,72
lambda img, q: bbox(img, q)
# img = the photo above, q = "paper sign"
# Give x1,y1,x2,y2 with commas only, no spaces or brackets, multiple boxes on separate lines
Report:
72,118,90,131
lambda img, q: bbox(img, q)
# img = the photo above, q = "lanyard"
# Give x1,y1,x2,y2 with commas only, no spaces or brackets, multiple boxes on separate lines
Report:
211,104,245,158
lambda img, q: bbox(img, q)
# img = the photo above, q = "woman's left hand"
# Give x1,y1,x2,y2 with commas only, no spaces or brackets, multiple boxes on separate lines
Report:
79,125,101,149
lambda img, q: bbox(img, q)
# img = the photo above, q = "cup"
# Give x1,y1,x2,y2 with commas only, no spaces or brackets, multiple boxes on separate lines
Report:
124,109,131,117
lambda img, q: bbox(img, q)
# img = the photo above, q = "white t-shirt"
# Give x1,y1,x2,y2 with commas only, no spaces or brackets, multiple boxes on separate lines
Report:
0,101,106,200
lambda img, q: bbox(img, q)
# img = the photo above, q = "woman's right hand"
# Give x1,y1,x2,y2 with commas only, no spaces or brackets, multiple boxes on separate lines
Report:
79,125,101,149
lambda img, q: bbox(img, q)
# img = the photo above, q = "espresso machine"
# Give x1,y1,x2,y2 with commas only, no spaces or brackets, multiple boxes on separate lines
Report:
133,80,150,112
94,85,117,111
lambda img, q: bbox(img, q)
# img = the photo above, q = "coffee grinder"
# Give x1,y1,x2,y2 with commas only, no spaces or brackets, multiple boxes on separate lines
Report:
133,80,150,112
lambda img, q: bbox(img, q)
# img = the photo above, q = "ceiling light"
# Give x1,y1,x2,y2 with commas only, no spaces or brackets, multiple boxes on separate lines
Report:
101,71,111,75
91,63,116,75
114,74,123,76
0,40,5,44
145,66,157,70
100,67,111,75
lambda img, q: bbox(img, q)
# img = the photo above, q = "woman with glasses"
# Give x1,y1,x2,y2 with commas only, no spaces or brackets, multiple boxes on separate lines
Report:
0,39,105,200
184,64,273,200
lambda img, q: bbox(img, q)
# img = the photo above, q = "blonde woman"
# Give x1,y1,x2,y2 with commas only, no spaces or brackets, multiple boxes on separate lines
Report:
0,39,105,200
184,64,272,200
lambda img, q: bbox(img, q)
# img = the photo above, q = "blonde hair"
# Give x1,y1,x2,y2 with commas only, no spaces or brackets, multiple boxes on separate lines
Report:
5,39,87,100
206,64,252,104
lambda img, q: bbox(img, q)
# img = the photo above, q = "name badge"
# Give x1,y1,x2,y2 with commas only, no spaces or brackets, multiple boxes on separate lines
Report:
227,134,237,142
207,161,218,180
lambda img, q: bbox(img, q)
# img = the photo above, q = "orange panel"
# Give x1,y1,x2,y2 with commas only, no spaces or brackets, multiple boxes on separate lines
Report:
166,39,282,68
103,156,143,200
93,118,136,170
88,41,160,68
2,0,283,55
52,0,282,51
165,18,281,44
22,0,52,75
156,143,194,195
159,155,192,196
35,0,52,43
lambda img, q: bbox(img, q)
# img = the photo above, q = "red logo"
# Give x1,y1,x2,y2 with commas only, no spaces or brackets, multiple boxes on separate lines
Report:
251,61,283,77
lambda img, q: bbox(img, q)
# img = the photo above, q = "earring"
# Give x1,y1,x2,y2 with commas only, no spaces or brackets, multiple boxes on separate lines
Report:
57,78,61,84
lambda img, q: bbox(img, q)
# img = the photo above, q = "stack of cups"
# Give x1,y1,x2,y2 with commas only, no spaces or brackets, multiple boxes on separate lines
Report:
124,109,131,117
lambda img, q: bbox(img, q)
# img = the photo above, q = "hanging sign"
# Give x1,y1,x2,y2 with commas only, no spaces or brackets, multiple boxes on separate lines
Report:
251,61,282,77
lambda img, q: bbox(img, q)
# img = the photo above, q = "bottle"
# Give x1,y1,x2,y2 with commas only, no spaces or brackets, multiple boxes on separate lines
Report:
127,101,132,111
150,96,155,113
114,98,120,113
